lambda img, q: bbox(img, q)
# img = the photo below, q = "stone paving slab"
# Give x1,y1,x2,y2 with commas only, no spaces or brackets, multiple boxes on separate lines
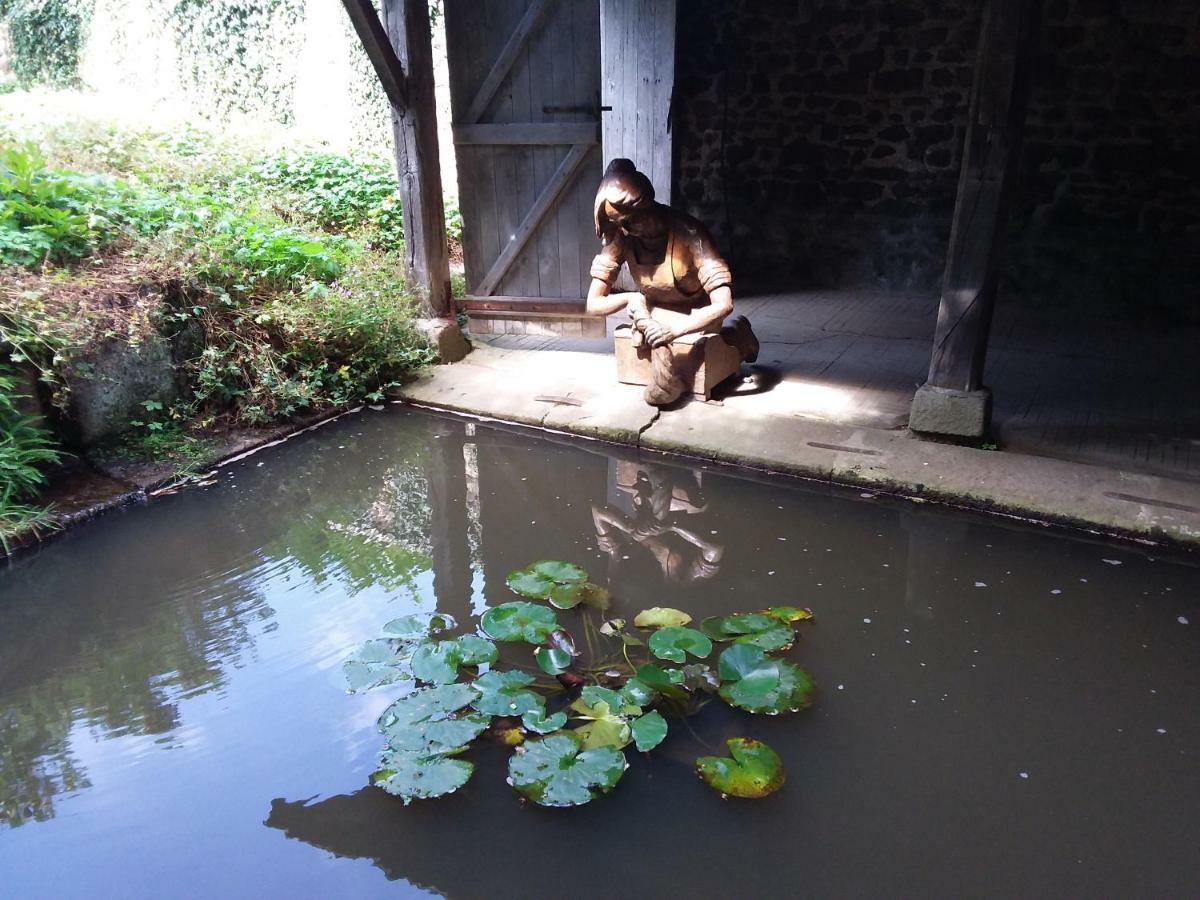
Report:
397,343,1200,549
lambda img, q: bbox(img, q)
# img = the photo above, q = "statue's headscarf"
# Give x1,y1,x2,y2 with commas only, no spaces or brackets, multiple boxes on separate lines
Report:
594,158,655,241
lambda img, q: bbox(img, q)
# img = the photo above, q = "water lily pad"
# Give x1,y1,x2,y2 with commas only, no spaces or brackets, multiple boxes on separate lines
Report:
700,613,776,641
681,663,721,692
634,607,693,628
619,678,656,707
507,732,627,807
534,646,572,675
630,710,668,751
696,737,785,798
599,618,625,636
506,569,556,599
382,613,457,640
549,581,610,610
343,639,414,693
636,664,687,699
717,645,815,715
481,602,559,643
733,625,795,652
648,626,713,663
373,749,474,804
546,629,579,657
410,635,499,684
530,560,588,583
522,709,568,734
763,606,813,623
472,670,544,716
377,683,491,753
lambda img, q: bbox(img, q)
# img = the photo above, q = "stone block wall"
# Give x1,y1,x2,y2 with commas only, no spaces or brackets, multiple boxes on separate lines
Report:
673,0,1200,308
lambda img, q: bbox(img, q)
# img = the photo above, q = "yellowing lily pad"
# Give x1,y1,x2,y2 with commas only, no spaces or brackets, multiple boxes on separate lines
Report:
507,732,627,807
696,737,785,798
633,607,693,628
763,606,813,623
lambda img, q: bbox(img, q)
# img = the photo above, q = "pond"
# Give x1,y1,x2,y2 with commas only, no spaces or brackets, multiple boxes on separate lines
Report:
1,408,1198,898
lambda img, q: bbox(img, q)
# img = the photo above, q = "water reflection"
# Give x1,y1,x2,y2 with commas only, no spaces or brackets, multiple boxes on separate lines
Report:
2,409,1199,899
593,461,723,585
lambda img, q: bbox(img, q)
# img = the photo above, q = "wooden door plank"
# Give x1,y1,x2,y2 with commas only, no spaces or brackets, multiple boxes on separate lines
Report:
527,4,561,298
925,0,1039,392
452,122,600,145
340,0,408,112
571,0,601,296
463,0,555,125
381,0,451,314
505,15,540,298
474,142,592,296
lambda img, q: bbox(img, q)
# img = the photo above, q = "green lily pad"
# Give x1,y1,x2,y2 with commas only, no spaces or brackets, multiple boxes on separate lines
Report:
619,678,656,707
733,625,795,652
630,710,668,752
534,646,572,675
700,613,777,641
507,732,627,807
343,639,414,693
373,749,474,804
377,684,491,753
530,560,588,583
648,626,713,663
481,602,559,643
717,645,815,715
633,607,693,628
696,737,785,798
548,581,610,610
521,709,568,734
472,670,544,716
410,635,499,684
506,569,556,599
681,663,720,692
763,606,813,623
382,613,457,639
637,664,686,687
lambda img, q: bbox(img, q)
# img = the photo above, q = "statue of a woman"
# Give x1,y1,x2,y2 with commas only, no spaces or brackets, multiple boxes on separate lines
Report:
586,159,758,405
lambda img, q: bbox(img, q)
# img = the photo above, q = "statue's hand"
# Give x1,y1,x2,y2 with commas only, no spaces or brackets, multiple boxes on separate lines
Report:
640,320,674,348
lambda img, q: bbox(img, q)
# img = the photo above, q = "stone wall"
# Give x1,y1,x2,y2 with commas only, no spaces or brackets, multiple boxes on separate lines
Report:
673,0,1200,307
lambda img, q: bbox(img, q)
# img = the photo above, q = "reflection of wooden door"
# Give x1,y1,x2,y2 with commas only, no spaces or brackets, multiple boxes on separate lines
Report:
444,0,601,304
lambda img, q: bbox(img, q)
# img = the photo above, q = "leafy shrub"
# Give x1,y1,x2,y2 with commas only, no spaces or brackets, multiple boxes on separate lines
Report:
0,0,90,87
0,362,62,552
233,151,406,249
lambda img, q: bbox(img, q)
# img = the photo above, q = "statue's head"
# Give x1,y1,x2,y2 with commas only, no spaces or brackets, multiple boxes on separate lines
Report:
594,158,657,241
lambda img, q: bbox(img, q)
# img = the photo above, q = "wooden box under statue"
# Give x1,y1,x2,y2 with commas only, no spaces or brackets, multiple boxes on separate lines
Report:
613,324,742,401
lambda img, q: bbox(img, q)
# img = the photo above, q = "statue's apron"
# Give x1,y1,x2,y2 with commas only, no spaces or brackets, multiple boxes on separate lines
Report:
624,230,718,334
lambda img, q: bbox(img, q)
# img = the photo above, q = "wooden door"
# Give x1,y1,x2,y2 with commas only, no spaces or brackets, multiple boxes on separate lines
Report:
444,0,602,304
600,0,675,204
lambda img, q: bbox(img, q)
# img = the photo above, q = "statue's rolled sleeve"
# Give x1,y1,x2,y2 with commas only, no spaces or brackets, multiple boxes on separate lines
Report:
589,238,624,286
697,258,732,294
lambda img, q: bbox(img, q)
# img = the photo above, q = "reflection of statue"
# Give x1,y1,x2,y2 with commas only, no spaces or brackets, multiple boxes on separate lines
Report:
591,464,723,585
586,159,759,405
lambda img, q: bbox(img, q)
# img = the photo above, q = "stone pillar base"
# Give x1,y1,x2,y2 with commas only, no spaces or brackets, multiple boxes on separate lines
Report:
909,384,992,439
417,318,472,363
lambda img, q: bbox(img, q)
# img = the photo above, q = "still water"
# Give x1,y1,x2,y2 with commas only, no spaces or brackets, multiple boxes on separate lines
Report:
1,408,1198,898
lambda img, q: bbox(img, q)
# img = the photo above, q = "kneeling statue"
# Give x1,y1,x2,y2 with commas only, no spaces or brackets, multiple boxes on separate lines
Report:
586,158,758,406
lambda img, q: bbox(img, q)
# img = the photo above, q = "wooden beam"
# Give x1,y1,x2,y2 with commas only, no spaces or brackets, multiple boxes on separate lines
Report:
924,0,1040,392
340,0,408,112
452,122,599,146
382,0,452,315
461,295,588,314
462,0,555,125
474,143,592,297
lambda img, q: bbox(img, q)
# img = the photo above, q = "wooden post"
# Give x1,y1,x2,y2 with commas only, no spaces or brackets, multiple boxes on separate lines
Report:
382,0,453,318
909,0,1039,438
